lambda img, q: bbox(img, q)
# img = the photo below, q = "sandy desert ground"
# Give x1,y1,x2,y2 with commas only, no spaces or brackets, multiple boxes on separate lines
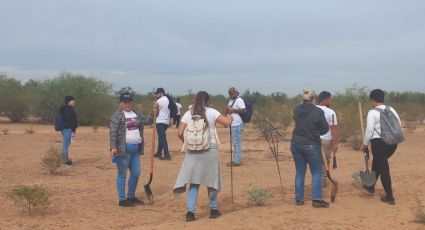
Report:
0,123,424,230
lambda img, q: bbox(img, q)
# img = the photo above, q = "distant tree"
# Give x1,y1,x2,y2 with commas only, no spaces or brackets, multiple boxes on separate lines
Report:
0,75,29,122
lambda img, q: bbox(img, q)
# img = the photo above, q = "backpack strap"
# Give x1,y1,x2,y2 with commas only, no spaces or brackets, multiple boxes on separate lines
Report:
230,98,238,108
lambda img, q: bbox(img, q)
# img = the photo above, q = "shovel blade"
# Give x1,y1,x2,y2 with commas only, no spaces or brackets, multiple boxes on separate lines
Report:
144,185,154,204
360,171,376,187
331,182,338,203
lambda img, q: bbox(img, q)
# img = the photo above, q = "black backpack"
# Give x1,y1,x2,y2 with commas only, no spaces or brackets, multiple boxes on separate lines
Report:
54,111,64,131
166,95,178,119
231,98,253,124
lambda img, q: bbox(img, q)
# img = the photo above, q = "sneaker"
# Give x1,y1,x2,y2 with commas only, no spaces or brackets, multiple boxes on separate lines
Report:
128,197,145,205
63,161,73,167
159,156,171,161
380,196,395,205
312,200,330,208
186,212,195,222
296,200,305,206
226,162,241,167
363,185,375,195
154,153,161,158
119,200,135,207
209,209,222,219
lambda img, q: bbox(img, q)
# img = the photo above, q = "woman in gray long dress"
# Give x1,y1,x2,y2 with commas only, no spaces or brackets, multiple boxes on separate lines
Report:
173,91,232,222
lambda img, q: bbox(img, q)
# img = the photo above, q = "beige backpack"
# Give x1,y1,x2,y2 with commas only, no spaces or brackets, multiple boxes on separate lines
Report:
184,115,210,151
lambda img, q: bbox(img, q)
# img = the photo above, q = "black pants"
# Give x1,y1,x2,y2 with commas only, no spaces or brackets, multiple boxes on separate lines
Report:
156,123,170,157
174,115,181,128
371,138,397,198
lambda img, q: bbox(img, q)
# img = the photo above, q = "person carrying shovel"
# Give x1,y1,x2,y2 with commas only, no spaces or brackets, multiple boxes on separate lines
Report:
109,92,154,207
362,89,403,205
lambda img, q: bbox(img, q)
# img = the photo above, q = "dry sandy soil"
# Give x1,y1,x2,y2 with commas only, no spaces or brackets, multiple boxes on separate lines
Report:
0,123,424,230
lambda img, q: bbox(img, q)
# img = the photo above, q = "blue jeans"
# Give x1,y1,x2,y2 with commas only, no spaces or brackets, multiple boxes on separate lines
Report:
231,124,245,164
187,184,218,213
61,129,72,162
116,144,141,201
291,143,323,202
156,123,170,157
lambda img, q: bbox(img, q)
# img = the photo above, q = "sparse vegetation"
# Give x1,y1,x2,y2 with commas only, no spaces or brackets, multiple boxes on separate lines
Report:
8,185,50,215
1,129,9,135
41,146,62,175
92,126,99,133
352,171,362,186
414,195,425,224
25,125,35,134
248,187,272,206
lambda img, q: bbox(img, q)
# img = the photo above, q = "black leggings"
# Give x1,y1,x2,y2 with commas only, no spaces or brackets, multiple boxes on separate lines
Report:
371,138,398,198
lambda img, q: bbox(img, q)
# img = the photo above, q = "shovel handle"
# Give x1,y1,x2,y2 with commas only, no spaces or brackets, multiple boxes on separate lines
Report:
150,106,157,174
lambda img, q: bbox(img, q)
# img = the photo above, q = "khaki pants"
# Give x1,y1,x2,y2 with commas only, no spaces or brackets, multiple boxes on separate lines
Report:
321,139,332,185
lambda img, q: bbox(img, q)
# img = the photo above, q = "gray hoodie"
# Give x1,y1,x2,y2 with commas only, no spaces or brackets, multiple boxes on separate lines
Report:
292,103,329,145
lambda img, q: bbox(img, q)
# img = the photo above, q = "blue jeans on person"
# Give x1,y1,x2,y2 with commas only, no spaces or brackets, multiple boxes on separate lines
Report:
61,128,72,162
116,144,141,201
231,124,244,164
156,123,170,157
187,184,218,213
291,143,323,202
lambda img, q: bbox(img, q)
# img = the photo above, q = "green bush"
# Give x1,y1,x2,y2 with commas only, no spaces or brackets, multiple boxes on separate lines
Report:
8,185,50,214
41,146,62,175
248,187,272,206
0,75,29,122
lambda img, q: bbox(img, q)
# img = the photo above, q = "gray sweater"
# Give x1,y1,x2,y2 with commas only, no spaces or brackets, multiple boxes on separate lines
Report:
292,103,329,145
109,109,153,156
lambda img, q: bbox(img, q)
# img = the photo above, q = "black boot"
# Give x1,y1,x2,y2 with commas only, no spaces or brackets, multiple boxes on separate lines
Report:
210,209,222,219
381,196,395,205
186,212,195,222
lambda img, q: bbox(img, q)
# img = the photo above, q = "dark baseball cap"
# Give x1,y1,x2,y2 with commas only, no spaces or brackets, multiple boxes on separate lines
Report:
154,88,165,94
120,92,134,102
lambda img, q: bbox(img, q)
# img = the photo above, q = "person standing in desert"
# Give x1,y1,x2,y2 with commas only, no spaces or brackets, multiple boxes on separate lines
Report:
226,87,246,166
291,89,330,208
173,91,232,222
109,92,154,207
317,91,339,187
59,95,78,167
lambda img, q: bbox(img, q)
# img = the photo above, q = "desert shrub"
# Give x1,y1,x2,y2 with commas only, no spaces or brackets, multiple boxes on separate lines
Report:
414,195,425,224
1,129,9,135
248,187,272,206
348,135,363,151
92,126,99,133
352,171,362,186
8,185,50,214
0,75,29,122
25,125,35,134
41,146,62,175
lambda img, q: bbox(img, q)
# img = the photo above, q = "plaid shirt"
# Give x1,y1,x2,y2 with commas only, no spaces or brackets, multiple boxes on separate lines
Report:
109,109,153,156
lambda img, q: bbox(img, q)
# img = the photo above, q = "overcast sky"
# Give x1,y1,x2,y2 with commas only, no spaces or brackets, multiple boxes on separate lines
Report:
1,0,424,95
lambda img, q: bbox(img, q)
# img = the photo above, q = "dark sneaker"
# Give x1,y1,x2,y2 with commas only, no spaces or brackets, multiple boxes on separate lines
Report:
186,212,195,222
154,153,161,158
296,200,305,206
210,209,222,219
128,198,145,205
119,200,135,207
381,196,395,205
363,185,375,195
159,156,171,161
313,200,330,208
63,161,73,167
226,162,241,167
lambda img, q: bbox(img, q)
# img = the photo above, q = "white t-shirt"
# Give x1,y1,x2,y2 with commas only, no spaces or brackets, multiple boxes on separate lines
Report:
124,111,142,144
228,98,246,126
156,96,170,124
176,103,183,116
317,105,338,141
181,107,221,143
364,105,402,145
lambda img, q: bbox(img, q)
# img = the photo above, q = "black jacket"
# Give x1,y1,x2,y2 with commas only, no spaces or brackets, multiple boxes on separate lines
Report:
60,105,78,132
291,103,329,145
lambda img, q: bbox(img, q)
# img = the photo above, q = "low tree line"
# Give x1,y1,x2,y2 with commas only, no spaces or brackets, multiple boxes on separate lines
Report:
1,73,424,139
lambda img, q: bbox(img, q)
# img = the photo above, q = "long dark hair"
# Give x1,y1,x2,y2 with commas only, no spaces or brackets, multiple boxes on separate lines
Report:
192,91,209,126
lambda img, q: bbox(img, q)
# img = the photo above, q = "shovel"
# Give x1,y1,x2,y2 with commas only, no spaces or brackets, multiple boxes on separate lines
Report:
321,145,338,202
144,111,157,204
358,102,376,187
360,146,376,187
